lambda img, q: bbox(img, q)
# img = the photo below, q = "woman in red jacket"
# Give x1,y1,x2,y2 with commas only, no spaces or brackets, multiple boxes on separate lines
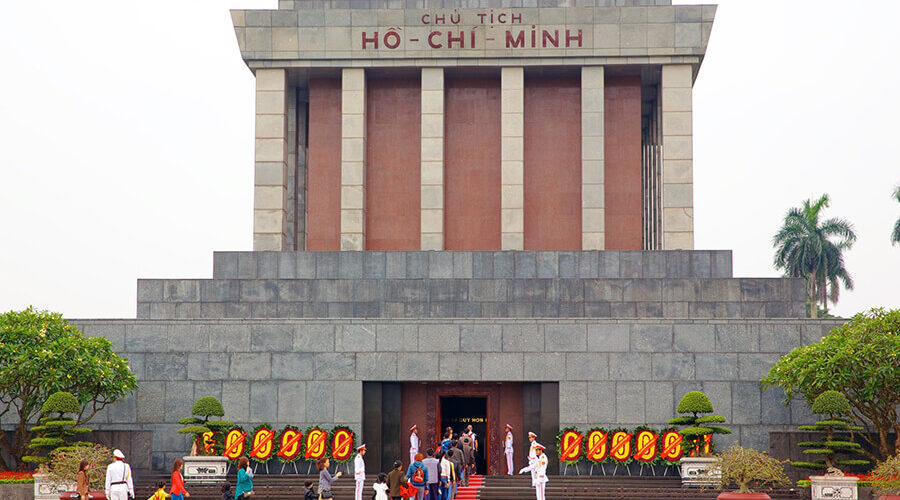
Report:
171,458,190,499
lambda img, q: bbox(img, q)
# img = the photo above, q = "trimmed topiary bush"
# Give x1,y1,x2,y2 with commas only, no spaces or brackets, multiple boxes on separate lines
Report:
178,396,232,456
669,391,731,456
793,391,869,473
21,392,91,466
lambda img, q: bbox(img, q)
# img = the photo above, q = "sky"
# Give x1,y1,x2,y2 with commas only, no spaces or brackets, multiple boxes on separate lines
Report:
0,0,897,319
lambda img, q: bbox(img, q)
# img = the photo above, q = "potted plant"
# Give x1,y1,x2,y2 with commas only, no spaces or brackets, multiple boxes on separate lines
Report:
668,391,731,486
177,396,233,483
870,454,900,500
23,392,92,500
716,445,791,499
794,391,869,500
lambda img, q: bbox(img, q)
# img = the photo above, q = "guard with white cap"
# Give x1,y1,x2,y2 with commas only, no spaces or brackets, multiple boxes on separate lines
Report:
354,444,367,500
409,424,419,466
519,443,548,500
104,448,134,500
504,424,514,475
527,432,542,487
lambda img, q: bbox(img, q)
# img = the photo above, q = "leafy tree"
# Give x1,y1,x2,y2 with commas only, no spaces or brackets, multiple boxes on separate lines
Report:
792,391,868,472
21,392,91,465
668,391,731,456
772,194,856,317
0,307,137,470
870,454,900,497
48,443,112,489
892,184,900,246
762,308,900,460
177,396,233,456
717,445,790,494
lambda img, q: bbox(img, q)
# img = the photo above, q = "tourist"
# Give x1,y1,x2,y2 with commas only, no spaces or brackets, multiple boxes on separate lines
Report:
386,460,405,500
454,439,469,487
448,447,462,500
405,452,428,500
519,443,548,500
235,456,253,499
221,482,232,500
409,424,419,465
76,460,90,500
149,480,169,500
303,480,315,500
463,425,478,461
104,449,134,500
504,424,514,475
317,457,342,499
372,472,389,500
170,458,189,499
439,450,453,500
354,444,367,500
439,431,452,452
422,449,440,500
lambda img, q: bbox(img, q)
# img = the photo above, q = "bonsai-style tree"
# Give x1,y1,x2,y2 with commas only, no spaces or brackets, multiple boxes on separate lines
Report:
793,391,869,473
762,308,900,460
668,391,731,456
870,454,900,498
21,392,91,466
177,396,232,456
717,445,790,495
0,307,137,470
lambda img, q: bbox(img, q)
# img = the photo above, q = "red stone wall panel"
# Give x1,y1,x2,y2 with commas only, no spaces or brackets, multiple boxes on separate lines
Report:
306,78,342,250
604,76,643,250
523,76,582,250
401,383,428,467
365,77,422,250
444,77,503,250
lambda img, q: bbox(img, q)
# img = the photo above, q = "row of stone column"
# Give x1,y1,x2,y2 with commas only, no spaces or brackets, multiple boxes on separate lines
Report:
251,65,694,252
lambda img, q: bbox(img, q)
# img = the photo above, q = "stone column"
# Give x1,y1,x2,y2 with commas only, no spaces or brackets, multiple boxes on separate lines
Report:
340,68,366,251
420,68,444,250
581,66,605,250
501,67,524,250
661,65,694,250
253,69,290,251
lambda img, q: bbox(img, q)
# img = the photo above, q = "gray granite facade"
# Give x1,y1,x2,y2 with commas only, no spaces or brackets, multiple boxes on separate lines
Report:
68,315,843,471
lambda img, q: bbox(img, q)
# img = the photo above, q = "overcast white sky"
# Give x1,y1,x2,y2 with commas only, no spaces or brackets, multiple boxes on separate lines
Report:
0,0,897,319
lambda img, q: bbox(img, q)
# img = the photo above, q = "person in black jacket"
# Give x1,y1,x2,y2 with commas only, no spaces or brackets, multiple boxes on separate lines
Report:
304,480,316,500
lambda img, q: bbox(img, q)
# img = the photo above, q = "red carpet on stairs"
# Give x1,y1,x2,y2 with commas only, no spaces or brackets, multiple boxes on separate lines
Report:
454,474,483,500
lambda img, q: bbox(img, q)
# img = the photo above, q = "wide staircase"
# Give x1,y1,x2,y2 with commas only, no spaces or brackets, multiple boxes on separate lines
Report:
133,473,803,500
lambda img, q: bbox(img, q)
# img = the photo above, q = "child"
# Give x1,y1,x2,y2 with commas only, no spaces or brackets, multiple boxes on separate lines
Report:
149,481,170,500
372,472,389,500
304,480,316,500
221,482,232,500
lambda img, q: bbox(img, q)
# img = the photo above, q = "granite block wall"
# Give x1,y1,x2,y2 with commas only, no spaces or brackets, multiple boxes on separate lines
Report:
67,317,843,471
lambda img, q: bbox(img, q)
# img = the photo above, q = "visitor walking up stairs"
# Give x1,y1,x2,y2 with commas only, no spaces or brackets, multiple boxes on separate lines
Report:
455,474,483,500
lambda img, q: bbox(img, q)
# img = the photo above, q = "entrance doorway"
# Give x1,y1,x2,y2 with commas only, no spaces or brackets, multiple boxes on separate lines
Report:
440,396,488,473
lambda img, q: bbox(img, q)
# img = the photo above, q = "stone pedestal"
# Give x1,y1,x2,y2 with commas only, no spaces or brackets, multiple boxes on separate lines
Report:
33,473,75,500
183,455,229,484
680,457,721,487
810,475,858,500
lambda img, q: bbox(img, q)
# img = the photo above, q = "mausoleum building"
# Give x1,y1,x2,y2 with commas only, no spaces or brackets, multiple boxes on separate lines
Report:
24,0,845,474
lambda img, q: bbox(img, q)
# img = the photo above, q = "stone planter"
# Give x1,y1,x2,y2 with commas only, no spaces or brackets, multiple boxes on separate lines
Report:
876,496,900,500
0,483,34,500
810,475,858,500
717,494,771,500
183,455,229,484
680,456,722,487
33,473,75,500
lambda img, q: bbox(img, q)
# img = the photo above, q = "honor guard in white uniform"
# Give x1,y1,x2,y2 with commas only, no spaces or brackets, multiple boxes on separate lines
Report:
527,432,541,487
354,444,367,500
409,424,419,465
519,443,548,500
104,449,134,500
504,424,514,475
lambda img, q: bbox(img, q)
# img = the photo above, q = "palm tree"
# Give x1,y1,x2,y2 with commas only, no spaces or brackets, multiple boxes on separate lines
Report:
773,194,856,318
892,184,900,246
